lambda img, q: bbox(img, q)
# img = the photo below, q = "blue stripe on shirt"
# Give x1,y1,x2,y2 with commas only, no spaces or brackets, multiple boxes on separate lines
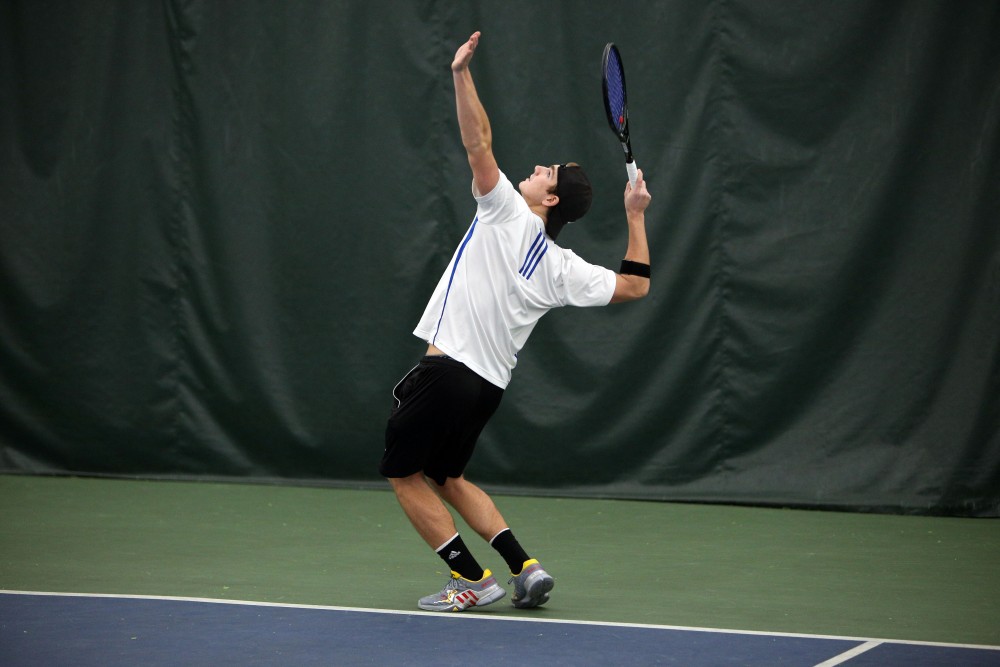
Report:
432,217,478,344
524,243,548,279
520,232,547,279
519,231,544,276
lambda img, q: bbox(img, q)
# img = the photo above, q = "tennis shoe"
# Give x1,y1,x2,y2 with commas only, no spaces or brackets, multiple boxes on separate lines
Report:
417,570,506,612
508,559,554,609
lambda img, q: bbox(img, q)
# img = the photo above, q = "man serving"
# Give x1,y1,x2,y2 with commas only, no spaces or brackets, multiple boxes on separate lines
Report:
380,31,652,612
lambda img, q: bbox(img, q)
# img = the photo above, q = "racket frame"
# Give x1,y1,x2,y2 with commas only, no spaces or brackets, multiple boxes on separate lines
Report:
602,42,638,187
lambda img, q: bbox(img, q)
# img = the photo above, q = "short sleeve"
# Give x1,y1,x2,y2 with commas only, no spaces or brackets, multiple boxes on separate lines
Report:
473,171,524,225
556,249,617,307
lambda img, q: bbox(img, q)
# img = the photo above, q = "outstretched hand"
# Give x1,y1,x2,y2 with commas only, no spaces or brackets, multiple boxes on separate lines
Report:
625,169,652,214
452,31,481,72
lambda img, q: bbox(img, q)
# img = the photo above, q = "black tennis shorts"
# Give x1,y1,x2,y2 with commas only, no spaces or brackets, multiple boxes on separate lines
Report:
379,355,504,486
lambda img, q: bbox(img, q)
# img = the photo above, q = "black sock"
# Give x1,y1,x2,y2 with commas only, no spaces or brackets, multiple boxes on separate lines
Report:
490,528,531,574
436,534,484,581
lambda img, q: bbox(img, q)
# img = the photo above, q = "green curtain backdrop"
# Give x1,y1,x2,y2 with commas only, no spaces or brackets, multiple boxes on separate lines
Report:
2,1,997,515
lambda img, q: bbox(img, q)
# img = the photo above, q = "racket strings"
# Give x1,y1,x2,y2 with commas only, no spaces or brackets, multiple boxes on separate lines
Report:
604,55,627,131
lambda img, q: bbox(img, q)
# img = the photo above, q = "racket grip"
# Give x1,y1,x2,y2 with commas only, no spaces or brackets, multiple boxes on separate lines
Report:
626,160,638,189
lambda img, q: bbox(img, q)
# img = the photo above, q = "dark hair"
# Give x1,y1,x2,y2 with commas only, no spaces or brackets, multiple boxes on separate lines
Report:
547,163,593,240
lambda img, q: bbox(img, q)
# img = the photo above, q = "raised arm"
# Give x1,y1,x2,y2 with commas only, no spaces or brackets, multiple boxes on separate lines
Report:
451,31,499,196
610,169,652,303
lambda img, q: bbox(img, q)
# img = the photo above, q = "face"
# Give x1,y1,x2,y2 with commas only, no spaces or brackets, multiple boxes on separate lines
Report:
519,164,559,206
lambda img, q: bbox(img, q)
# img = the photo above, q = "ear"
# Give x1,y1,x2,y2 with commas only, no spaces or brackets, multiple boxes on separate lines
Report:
543,193,560,208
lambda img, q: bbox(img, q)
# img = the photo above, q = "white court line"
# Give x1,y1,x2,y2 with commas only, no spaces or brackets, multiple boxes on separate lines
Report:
812,640,882,666
3,589,999,653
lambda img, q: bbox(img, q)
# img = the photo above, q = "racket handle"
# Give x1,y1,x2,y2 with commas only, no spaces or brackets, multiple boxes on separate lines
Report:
626,160,638,189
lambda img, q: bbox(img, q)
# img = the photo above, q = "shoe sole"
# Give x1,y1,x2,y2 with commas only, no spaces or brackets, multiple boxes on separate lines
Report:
513,573,554,609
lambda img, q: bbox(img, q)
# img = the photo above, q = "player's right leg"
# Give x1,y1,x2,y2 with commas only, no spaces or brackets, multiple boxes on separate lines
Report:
435,475,507,542
387,473,457,549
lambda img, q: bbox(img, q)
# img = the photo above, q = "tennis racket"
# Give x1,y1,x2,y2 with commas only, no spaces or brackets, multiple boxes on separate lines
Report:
602,42,637,188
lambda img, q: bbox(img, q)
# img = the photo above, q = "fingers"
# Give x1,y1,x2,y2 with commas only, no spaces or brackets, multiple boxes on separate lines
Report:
452,31,482,71
624,168,644,193
624,169,651,212
632,169,650,195
465,31,481,62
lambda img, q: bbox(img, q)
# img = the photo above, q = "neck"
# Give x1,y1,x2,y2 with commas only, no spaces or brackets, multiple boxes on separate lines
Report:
529,203,549,221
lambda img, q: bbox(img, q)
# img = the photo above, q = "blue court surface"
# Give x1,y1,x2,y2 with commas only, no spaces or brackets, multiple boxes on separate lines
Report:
1,591,998,666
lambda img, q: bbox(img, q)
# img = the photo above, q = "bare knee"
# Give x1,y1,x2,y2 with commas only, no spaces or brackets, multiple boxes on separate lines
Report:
437,475,474,503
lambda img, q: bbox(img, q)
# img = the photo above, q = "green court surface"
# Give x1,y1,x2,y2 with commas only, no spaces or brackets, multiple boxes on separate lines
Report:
0,474,996,646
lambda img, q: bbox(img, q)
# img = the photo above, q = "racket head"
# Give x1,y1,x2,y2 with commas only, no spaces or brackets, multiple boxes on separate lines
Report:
602,43,629,141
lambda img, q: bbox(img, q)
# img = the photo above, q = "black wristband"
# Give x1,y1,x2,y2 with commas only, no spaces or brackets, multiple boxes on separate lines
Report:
620,259,651,278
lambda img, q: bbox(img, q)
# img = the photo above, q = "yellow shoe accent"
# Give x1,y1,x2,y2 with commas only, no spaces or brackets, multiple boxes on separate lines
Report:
513,558,539,576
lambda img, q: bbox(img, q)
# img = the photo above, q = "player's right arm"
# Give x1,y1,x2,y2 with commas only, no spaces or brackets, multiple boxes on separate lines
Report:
452,31,499,196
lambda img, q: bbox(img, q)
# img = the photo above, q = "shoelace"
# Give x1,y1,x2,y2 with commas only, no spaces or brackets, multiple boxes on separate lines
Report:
441,573,466,595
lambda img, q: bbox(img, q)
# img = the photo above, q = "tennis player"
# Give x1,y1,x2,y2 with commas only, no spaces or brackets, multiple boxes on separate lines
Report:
379,31,652,612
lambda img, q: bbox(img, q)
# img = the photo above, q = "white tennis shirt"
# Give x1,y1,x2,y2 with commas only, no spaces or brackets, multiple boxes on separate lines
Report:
413,170,616,388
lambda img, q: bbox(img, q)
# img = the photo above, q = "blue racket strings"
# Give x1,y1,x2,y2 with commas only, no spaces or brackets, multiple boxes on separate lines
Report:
605,50,627,132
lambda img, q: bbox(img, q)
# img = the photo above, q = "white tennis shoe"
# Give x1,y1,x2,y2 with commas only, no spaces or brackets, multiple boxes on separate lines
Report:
417,570,506,612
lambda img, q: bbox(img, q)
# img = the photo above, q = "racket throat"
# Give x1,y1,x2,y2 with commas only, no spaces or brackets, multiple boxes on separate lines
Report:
620,141,634,163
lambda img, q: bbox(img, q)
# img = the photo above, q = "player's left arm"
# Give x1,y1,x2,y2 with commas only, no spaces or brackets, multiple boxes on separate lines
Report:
610,169,652,304
452,31,500,196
